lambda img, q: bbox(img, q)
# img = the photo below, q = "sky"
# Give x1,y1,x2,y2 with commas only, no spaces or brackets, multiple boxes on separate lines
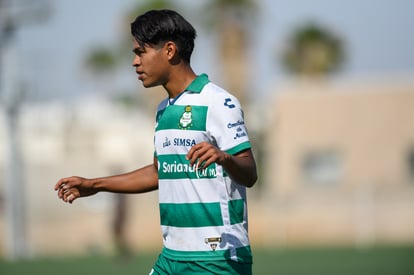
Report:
7,0,414,103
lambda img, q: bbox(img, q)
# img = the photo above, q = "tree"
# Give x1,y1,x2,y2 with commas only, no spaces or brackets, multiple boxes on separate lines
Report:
202,0,257,105
83,0,176,109
282,23,344,78
125,0,174,22
84,47,117,74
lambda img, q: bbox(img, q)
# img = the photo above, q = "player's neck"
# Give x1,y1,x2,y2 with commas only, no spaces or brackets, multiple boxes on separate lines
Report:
163,64,196,99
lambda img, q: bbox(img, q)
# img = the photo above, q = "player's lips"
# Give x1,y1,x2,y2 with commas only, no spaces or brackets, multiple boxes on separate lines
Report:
136,71,144,80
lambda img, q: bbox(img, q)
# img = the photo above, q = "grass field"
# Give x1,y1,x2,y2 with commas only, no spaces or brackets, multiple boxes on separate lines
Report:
1,245,413,275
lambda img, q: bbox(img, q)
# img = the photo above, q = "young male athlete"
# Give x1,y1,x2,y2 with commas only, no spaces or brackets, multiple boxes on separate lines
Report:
54,9,257,275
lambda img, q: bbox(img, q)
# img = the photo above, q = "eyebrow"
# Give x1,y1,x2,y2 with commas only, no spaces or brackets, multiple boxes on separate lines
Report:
133,47,146,55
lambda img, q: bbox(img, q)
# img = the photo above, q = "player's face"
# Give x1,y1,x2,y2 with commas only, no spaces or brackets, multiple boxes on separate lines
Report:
132,39,169,88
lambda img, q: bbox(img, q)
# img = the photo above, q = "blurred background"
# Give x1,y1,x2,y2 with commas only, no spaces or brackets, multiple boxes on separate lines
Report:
1,0,414,274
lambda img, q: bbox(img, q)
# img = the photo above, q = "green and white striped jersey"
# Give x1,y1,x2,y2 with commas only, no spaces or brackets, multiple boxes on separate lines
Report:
154,74,252,263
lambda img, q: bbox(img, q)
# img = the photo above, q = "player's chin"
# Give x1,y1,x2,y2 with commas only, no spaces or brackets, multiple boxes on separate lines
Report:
142,83,154,88
140,78,156,88
142,80,162,89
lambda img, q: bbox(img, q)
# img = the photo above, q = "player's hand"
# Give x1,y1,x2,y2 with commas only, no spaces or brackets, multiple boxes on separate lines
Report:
54,176,97,204
186,142,230,169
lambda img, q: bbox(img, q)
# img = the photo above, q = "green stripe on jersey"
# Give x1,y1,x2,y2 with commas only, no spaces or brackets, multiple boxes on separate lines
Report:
226,141,252,155
156,105,208,131
162,246,253,263
160,202,223,227
229,199,245,225
158,154,217,179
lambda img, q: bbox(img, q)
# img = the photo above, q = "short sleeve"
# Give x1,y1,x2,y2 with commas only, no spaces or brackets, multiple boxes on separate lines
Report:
206,92,251,155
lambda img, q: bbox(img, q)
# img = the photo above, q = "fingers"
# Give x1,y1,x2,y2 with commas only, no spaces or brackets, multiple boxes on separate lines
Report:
187,142,207,166
186,147,202,166
56,182,69,199
59,186,79,203
54,177,69,191
55,176,79,203
66,193,75,203
186,143,200,162
186,142,222,169
64,189,79,204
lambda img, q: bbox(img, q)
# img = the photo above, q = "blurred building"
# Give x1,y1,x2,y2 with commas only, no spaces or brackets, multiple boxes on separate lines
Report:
258,78,414,247
0,97,161,256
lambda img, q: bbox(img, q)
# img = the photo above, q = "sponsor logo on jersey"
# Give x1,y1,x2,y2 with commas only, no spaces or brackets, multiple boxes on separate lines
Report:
234,126,247,140
173,138,196,147
234,132,247,140
161,160,217,179
227,120,245,128
163,137,171,148
162,137,197,148
227,120,247,140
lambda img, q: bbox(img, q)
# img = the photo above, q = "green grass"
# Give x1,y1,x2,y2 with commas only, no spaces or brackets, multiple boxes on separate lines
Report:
1,246,413,275
253,246,414,275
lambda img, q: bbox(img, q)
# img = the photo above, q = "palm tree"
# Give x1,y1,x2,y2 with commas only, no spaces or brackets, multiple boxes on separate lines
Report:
202,0,257,105
84,0,176,108
200,0,267,195
125,0,174,22
282,22,344,78
85,0,176,73
84,47,117,75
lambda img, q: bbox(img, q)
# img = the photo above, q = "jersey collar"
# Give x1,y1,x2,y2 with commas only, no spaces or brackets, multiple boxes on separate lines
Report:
168,74,210,105
185,73,210,93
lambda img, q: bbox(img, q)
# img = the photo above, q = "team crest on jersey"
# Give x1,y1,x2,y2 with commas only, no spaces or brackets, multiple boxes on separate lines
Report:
179,105,193,130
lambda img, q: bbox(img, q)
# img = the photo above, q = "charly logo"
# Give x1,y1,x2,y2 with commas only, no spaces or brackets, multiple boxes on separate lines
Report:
179,105,193,129
224,98,235,109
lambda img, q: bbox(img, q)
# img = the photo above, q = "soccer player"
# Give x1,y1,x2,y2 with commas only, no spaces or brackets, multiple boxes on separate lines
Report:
55,9,257,275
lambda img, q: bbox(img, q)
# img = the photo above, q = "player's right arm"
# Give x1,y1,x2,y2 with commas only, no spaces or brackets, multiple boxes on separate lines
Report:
54,157,159,204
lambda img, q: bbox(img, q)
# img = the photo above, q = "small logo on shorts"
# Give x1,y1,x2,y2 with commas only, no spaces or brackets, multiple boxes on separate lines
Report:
205,237,222,251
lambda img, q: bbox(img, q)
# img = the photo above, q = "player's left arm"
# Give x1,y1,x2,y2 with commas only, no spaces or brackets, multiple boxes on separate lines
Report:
187,142,257,188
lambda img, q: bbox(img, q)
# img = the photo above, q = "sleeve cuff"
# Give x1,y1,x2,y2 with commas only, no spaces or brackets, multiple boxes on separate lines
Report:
225,141,251,155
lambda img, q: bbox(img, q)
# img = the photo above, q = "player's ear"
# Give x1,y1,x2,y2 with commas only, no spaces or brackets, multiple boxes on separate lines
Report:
165,41,178,61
